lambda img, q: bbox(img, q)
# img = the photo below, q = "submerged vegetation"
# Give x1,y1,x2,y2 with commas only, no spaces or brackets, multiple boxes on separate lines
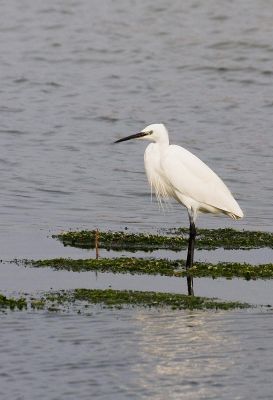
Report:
0,294,27,311
28,257,273,280
169,227,273,249
53,228,273,251
3,228,273,312
0,290,251,311
65,289,251,310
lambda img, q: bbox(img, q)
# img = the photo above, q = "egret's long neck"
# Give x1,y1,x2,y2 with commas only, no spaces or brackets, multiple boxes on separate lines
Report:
156,131,169,148
156,135,169,154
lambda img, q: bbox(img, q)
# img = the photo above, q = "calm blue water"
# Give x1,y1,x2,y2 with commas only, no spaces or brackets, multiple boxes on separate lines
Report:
0,1,273,399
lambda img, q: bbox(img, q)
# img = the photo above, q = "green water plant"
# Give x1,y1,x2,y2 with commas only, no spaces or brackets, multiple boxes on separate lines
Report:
53,228,273,251
0,289,251,312
28,257,273,280
42,289,251,310
0,294,27,311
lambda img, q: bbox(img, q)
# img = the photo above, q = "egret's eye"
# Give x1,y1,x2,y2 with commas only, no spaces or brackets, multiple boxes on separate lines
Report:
149,130,153,134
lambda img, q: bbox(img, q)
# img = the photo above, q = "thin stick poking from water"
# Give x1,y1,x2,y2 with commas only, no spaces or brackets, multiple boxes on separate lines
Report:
95,228,99,259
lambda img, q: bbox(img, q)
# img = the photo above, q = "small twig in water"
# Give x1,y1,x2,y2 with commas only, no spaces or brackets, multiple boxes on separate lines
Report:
95,228,99,259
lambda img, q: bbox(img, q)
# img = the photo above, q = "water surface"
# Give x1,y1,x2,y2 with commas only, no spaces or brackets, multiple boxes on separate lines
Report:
1,309,273,400
0,1,273,399
0,0,272,235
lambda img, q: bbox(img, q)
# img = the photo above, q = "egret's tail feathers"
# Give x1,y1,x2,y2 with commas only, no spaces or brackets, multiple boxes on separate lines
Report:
228,210,244,220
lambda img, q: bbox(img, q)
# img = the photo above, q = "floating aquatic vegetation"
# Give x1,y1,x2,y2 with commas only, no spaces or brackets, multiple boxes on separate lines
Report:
31,289,251,311
169,227,273,249
53,228,273,251
0,289,251,311
0,294,27,311
70,289,250,310
27,257,273,280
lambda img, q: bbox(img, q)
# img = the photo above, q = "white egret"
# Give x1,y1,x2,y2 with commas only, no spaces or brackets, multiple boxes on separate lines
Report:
115,123,243,294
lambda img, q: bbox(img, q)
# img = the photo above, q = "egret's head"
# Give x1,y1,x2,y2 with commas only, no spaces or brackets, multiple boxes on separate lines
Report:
115,123,169,144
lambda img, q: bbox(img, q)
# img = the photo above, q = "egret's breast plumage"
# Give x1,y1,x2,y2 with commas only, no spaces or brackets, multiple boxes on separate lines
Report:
144,143,176,205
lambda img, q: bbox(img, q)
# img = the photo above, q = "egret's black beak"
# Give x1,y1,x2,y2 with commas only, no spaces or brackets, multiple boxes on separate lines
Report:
114,131,148,143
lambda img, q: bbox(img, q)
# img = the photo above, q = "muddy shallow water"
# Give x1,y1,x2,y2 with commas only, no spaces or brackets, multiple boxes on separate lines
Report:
1,0,273,399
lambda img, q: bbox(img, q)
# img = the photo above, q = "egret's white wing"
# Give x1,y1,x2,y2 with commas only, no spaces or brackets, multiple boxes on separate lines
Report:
161,145,243,217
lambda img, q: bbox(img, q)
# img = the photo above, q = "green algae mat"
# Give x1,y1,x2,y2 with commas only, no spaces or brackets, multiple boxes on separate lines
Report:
53,228,273,250
0,294,27,311
5,227,272,312
0,289,251,312
28,257,273,280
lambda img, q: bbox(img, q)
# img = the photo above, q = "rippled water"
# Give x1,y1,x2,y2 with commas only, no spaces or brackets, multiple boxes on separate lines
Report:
1,310,273,400
1,1,273,399
1,0,273,234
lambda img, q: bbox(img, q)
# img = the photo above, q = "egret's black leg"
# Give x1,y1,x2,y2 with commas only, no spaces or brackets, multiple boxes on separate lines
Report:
186,219,196,270
186,217,196,295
